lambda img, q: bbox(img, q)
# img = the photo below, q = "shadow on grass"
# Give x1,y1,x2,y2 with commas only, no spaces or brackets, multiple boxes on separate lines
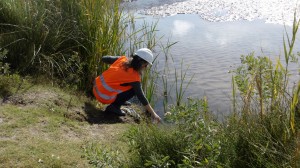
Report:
83,102,125,124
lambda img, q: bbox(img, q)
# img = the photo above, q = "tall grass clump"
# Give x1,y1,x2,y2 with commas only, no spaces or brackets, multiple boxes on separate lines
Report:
0,0,87,87
0,0,129,90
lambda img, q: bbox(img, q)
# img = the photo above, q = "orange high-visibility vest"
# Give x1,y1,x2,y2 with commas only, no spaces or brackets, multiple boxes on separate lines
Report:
93,56,141,104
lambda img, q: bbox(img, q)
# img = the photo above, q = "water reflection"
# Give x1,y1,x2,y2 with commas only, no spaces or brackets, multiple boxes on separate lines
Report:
172,19,195,36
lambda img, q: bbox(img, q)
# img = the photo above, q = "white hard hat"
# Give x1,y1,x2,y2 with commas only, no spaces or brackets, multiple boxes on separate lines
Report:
134,48,153,65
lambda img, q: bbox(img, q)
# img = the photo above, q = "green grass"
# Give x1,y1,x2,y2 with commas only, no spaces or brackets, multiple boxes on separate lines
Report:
0,104,91,167
0,136,88,167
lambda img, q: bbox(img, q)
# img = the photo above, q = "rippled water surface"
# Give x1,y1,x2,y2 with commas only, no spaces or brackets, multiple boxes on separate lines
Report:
122,0,300,116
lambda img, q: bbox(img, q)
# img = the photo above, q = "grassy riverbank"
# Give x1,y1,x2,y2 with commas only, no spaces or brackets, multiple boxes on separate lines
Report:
1,0,300,167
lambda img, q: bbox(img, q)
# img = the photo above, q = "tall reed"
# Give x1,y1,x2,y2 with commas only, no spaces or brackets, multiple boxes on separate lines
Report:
160,39,178,113
231,75,237,116
283,12,300,133
174,61,194,106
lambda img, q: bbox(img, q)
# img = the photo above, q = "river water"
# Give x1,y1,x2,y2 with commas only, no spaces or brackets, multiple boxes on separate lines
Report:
122,0,300,117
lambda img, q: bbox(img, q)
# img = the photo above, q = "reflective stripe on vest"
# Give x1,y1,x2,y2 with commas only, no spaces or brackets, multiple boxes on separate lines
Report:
93,75,122,103
99,75,122,94
93,85,116,100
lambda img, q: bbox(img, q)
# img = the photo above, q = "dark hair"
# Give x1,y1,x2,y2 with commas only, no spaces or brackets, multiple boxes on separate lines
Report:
123,55,148,72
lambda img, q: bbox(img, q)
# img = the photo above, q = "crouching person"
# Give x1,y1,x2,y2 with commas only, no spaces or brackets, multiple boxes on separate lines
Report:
93,48,161,123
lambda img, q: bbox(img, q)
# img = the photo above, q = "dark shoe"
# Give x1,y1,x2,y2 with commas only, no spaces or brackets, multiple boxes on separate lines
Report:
105,105,126,116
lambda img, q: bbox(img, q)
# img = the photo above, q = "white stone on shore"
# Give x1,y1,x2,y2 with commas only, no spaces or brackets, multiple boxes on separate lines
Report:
137,0,300,26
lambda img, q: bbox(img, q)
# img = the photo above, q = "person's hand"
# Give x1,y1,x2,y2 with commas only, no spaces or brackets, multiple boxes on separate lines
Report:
145,104,161,124
152,112,161,124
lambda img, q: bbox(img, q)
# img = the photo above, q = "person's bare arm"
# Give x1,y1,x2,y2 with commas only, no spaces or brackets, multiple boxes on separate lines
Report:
130,82,161,122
